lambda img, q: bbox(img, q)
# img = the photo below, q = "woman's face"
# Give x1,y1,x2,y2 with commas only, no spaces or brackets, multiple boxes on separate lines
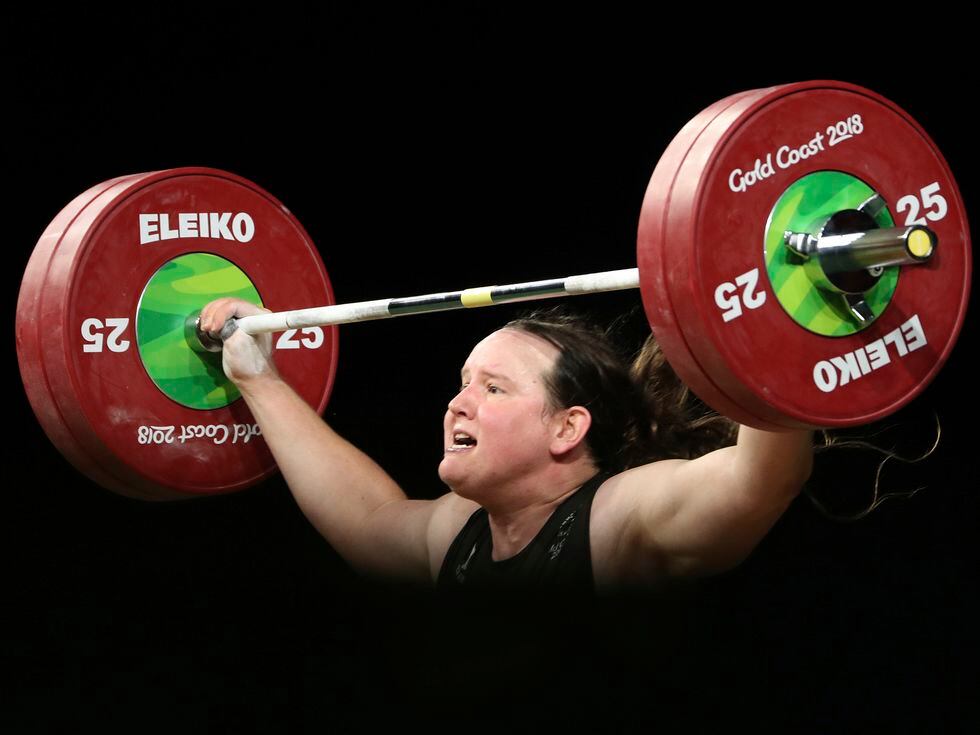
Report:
438,328,561,497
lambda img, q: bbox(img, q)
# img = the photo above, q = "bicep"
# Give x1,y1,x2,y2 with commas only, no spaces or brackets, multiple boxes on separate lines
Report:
659,447,797,574
615,436,807,578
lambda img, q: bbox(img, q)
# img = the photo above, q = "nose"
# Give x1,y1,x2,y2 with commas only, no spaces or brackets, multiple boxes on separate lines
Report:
448,384,474,417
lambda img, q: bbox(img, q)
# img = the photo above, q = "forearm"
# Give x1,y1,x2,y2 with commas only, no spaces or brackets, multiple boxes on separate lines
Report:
237,374,408,558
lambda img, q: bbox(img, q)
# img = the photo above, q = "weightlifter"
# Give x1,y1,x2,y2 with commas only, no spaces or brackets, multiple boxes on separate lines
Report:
199,298,813,591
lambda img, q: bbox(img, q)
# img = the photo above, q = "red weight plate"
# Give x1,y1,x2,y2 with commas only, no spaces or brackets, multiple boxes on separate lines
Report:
638,86,788,430
656,87,808,429
21,168,338,498
17,173,158,497
663,81,970,428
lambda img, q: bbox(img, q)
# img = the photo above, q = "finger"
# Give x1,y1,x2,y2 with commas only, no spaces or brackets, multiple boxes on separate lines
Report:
200,298,243,333
199,298,230,332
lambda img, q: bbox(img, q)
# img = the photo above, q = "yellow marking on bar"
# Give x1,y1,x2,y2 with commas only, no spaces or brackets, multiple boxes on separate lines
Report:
461,287,495,307
908,229,934,258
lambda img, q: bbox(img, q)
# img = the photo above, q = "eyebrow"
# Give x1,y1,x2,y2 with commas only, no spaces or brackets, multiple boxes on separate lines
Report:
460,368,512,383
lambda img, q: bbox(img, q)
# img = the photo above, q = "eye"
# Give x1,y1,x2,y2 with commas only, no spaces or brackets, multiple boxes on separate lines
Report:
486,384,503,395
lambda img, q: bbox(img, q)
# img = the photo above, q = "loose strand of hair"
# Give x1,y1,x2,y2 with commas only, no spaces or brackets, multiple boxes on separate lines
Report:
805,412,942,522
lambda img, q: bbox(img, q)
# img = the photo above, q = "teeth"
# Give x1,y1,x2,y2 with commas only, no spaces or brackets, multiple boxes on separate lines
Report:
449,431,476,451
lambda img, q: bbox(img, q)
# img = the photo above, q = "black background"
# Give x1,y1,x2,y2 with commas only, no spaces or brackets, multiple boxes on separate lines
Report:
4,9,977,734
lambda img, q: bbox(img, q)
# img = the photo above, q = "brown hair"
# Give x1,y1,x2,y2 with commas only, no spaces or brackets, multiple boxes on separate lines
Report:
505,308,736,472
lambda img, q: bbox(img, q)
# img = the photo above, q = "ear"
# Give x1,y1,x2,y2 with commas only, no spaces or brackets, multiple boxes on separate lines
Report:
549,406,592,457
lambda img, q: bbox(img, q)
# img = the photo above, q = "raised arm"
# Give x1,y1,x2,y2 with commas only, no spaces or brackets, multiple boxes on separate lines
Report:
199,299,475,583
594,425,813,582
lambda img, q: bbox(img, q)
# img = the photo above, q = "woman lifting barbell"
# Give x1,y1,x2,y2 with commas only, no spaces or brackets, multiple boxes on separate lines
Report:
199,297,814,591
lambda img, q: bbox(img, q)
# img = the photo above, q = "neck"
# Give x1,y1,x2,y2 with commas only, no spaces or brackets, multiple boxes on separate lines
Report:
482,464,597,562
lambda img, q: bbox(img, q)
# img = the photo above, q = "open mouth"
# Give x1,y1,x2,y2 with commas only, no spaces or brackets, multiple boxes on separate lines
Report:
447,431,477,452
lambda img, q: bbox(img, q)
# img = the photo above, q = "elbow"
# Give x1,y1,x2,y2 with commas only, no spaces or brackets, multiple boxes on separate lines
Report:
771,461,810,507
767,436,815,501
733,426,814,500
738,452,813,506
792,449,815,495
784,461,812,500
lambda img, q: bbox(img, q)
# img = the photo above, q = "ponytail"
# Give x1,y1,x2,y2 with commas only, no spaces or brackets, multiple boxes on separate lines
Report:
630,335,737,461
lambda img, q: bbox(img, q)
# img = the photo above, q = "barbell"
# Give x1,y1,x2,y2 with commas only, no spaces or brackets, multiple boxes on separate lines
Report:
15,81,971,500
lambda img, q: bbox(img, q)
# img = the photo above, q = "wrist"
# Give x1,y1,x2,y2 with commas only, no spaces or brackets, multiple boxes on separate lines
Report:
235,368,285,398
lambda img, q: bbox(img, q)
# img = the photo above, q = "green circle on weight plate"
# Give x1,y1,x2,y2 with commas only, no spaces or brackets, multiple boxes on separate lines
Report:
136,253,263,409
764,170,898,336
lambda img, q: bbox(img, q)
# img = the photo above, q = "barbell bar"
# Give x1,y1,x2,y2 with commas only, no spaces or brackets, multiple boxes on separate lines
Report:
198,267,643,348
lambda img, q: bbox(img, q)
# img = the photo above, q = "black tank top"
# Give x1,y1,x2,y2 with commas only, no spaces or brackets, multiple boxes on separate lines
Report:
436,473,606,592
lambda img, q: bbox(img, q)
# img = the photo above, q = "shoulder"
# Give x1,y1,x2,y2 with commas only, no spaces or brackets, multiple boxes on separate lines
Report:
425,492,481,581
358,491,479,584
589,460,686,587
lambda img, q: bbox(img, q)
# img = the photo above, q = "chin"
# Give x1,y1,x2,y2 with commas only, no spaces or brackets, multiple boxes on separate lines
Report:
437,457,459,488
438,458,479,500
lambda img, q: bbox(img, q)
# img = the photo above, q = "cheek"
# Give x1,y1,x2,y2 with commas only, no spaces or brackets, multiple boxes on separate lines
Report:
491,406,549,442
